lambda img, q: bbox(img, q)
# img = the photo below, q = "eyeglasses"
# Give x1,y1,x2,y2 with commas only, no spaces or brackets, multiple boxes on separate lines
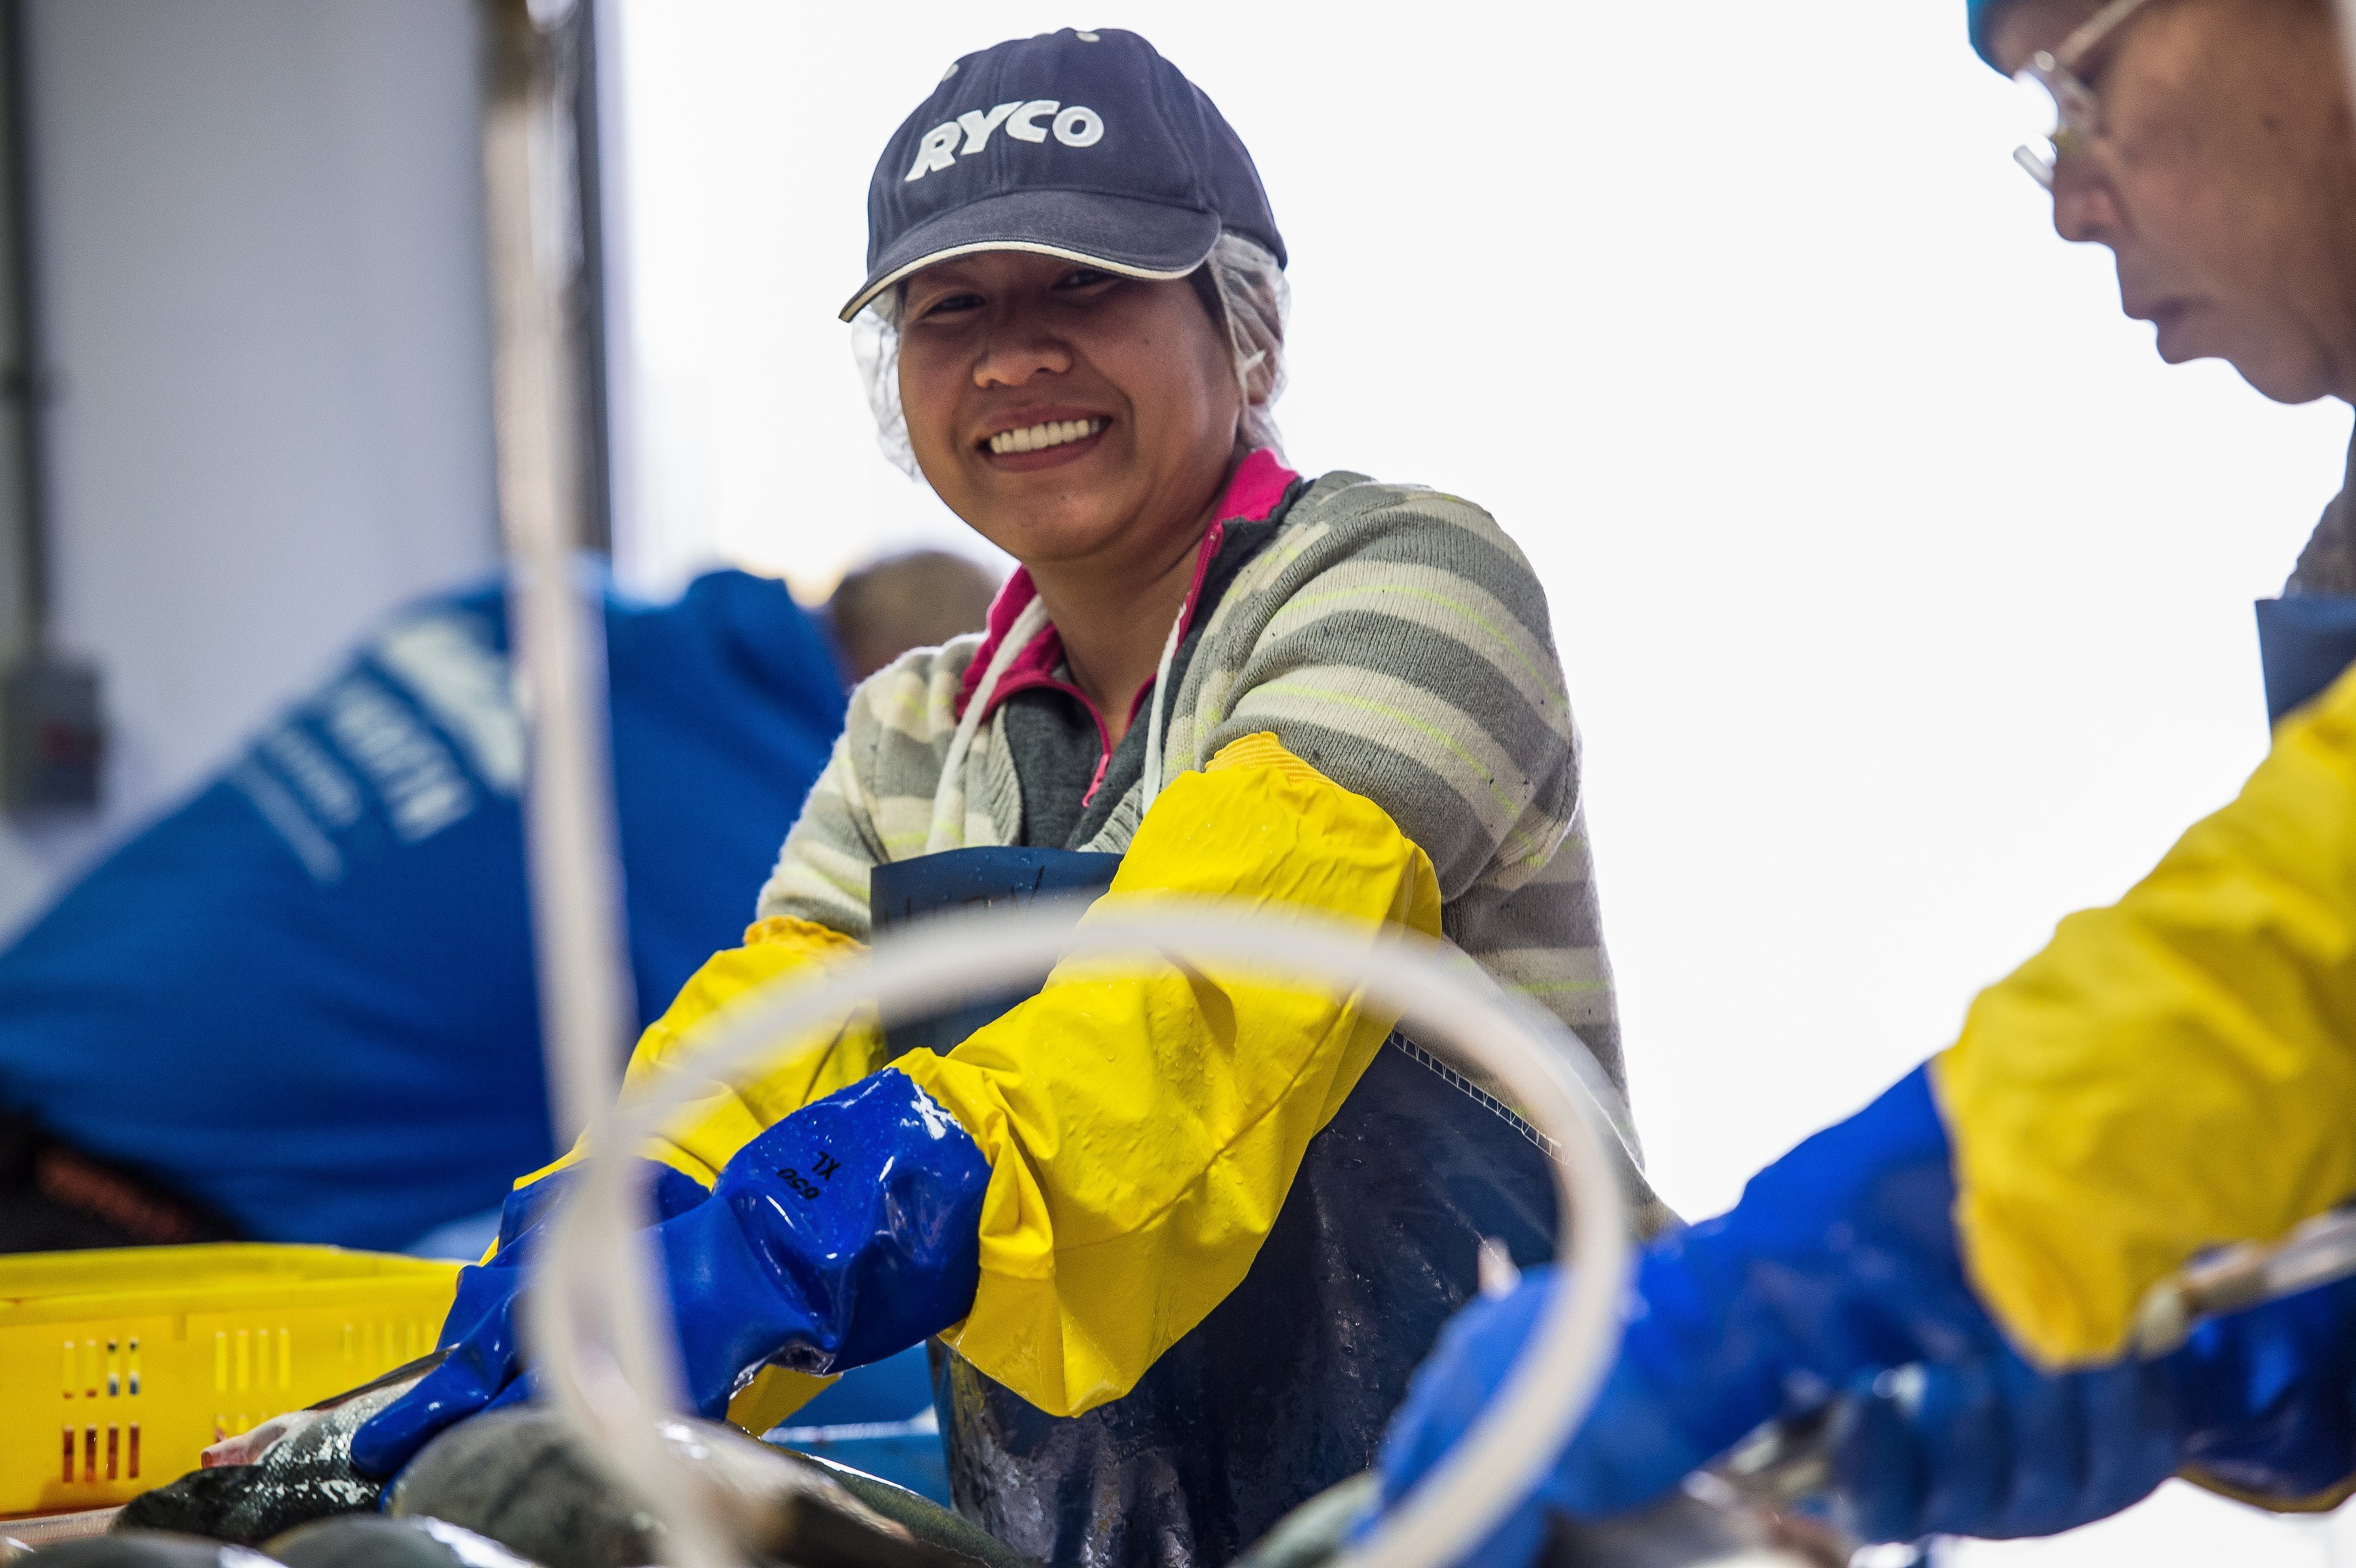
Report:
2011,0,2162,189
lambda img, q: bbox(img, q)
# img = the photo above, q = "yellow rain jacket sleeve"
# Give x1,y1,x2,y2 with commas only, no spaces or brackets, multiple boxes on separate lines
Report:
512,914,887,1193
1932,662,2356,1368
523,733,1438,1423
889,732,1444,1417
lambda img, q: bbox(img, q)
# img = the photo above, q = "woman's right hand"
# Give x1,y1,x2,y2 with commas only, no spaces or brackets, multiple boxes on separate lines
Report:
351,1069,991,1479
346,1243,539,1477
348,1159,711,1479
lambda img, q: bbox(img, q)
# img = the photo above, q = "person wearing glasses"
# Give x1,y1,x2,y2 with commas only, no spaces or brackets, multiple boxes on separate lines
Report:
1374,0,2356,1557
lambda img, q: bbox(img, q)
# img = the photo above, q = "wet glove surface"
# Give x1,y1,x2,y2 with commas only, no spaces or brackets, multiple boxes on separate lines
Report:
353,1069,989,1479
346,1158,706,1480
1825,1345,2177,1542
1376,1065,2163,1561
1832,1268,2356,1538
1380,1063,2356,1558
2175,1272,2356,1506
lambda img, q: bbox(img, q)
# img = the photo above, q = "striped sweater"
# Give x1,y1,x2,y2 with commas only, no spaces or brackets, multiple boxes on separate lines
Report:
756,462,1637,1146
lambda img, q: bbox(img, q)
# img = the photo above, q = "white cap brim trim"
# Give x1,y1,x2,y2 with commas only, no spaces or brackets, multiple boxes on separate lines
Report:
837,237,1215,323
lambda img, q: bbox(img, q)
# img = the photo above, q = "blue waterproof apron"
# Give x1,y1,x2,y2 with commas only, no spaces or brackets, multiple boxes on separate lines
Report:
870,847,1562,1568
2256,594,2356,724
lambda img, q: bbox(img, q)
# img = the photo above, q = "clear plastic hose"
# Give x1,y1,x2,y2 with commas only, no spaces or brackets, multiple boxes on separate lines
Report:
526,899,1635,1568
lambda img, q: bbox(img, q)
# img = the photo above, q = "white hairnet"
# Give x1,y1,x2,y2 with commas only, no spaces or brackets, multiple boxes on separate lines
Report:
850,232,1289,480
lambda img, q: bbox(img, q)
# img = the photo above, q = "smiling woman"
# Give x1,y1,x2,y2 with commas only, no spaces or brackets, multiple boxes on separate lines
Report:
890,247,1248,738
347,24,1649,1568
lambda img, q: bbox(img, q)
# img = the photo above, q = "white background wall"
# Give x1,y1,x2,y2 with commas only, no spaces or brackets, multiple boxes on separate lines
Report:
0,0,499,938
612,1,2355,1559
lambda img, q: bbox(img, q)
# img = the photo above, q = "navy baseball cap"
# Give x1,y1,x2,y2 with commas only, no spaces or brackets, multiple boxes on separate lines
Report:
838,28,1285,322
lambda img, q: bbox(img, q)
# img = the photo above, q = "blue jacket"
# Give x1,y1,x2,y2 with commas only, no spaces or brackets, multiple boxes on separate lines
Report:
0,569,845,1250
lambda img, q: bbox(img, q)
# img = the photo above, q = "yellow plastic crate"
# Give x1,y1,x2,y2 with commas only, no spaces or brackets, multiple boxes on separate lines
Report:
0,1244,459,1518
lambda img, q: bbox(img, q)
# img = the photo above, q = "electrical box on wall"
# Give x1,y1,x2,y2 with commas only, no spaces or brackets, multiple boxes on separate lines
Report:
2,653,101,810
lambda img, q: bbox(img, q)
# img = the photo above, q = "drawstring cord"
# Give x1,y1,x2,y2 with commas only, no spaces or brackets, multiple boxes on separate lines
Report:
1139,605,1185,820
925,593,1188,855
927,596,1049,854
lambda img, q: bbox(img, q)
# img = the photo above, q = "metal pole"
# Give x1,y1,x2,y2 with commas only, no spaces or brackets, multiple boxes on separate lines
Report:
569,0,614,556
0,0,45,664
0,0,99,815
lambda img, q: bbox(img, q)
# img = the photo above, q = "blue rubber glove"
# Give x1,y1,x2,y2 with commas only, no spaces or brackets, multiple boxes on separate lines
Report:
1832,1268,2356,1540
1826,1347,2177,1541
344,1153,713,1479
1384,1269,2356,1557
2176,1273,2356,1505
1371,1274,1572,1568
1377,1065,2117,1559
1381,1274,2176,1558
1379,1063,2356,1559
351,1068,989,1478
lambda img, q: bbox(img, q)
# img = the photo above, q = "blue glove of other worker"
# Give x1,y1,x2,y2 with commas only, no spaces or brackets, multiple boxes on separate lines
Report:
1828,1263,2356,1543
1823,1343,2175,1541
1380,1065,2019,1560
351,1067,989,1479
1379,1063,2356,1559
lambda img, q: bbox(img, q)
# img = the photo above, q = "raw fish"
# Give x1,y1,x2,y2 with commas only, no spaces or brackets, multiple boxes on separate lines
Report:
266,1516,539,1568
115,1375,420,1544
391,1408,1026,1568
19,1531,281,1567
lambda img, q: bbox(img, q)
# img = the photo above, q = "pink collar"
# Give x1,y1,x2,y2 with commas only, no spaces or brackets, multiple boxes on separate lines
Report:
954,448,1298,725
